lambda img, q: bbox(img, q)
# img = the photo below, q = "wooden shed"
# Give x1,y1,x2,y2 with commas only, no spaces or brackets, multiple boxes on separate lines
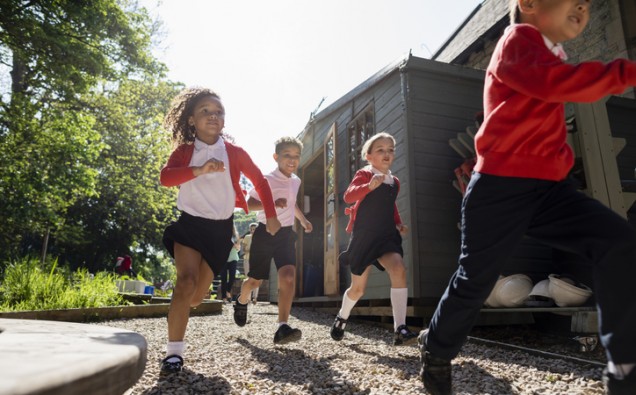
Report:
264,0,636,331
267,55,487,318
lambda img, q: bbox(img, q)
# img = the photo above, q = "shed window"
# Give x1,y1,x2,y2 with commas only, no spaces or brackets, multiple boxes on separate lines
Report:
347,104,375,177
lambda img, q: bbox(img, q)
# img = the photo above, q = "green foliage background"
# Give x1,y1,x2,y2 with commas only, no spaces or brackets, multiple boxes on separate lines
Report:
0,0,184,282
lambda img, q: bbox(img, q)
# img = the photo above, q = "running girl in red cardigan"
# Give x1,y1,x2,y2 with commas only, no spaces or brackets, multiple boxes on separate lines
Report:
159,87,281,374
331,132,418,346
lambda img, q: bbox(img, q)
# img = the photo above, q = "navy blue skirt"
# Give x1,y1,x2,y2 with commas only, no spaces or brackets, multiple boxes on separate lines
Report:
163,211,234,276
339,227,403,276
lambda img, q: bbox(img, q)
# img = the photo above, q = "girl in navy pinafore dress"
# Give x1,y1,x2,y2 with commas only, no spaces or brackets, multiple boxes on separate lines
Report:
330,132,418,346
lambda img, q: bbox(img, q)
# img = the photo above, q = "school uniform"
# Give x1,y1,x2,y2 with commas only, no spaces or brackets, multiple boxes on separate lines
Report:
247,168,301,279
160,138,277,275
427,24,636,365
339,166,403,276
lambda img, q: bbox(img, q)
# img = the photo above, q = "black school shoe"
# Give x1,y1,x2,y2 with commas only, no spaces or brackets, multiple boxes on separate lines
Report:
331,315,348,341
273,324,302,344
233,298,248,327
603,367,636,395
418,329,452,395
393,324,418,346
160,355,183,374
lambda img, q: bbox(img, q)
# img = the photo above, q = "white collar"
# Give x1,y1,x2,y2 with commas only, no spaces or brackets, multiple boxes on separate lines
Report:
369,165,392,177
272,167,292,179
194,137,225,150
542,34,568,60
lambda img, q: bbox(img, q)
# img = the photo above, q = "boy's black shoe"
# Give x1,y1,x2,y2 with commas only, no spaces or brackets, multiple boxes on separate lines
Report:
418,329,452,395
273,324,302,344
603,367,636,395
160,355,183,374
330,315,348,341
233,298,248,327
393,324,418,346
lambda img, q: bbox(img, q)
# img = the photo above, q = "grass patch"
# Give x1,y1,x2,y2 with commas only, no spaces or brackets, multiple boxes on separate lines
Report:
0,258,128,311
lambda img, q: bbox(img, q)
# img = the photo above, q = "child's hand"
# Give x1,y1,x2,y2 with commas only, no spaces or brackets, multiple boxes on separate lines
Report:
397,224,408,235
302,219,313,233
275,198,287,208
266,217,281,235
368,174,385,191
197,158,225,174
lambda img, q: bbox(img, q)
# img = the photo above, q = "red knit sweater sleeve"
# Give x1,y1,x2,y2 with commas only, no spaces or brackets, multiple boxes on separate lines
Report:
233,146,277,219
343,169,372,204
160,144,195,187
494,25,636,104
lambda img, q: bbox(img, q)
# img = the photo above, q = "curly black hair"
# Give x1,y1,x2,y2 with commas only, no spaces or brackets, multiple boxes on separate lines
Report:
163,87,222,146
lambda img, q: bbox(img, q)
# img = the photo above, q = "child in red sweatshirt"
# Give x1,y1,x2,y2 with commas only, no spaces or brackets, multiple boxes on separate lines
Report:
419,1,636,394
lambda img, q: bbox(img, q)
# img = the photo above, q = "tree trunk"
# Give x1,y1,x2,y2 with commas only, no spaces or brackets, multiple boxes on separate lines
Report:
40,228,50,264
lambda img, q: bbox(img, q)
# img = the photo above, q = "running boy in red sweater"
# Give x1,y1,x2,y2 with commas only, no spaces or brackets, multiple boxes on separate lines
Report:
419,1,636,394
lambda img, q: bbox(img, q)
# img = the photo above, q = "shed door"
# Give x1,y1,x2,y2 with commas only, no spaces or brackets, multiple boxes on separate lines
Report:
324,124,339,295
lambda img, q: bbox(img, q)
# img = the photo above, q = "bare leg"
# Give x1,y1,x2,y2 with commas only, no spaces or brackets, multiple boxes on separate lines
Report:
377,252,407,288
168,242,213,342
238,277,263,304
277,265,296,323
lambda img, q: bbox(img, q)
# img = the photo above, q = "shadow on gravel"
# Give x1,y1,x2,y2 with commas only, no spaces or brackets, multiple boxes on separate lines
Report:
452,360,517,395
140,368,232,394
235,338,370,394
345,343,420,378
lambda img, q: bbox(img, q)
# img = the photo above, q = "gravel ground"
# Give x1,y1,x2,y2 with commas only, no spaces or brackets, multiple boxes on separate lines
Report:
100,303,606,395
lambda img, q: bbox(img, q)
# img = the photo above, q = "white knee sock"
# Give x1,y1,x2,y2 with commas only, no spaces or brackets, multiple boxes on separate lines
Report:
391,287,408,331
166,341,185,358
338,290,358,320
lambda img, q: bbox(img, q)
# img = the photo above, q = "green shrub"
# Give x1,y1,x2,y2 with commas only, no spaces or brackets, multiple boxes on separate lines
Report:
0,258,127,311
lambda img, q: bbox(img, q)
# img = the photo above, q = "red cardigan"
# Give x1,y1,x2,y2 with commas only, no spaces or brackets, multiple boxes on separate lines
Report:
160,141,276,219
475,24,636,181
343,168,402,234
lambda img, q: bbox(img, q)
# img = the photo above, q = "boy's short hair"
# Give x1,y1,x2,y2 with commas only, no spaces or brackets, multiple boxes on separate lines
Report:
274,136,303,154
509,0,520,24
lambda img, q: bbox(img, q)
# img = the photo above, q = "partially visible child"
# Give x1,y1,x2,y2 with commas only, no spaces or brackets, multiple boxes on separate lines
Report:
159,87,281,373
240,222,259,303
220,227,241,302
418,2,636,394
233,136,313,344
331,132,417,346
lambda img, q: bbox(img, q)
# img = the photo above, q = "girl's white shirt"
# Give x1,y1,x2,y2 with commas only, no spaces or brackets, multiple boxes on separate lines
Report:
177,137,235,220
367,165,395,185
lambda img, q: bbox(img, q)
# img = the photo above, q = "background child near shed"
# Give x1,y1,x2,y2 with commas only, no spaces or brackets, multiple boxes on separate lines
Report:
331,132,417,346
159,87,281,373
419,1,636,394
240,222,259,303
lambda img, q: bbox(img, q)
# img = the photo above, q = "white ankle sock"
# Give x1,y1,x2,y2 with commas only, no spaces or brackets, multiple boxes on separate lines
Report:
608,362,635,379
166,341,185,358
338,290,358,320
391,287,408,331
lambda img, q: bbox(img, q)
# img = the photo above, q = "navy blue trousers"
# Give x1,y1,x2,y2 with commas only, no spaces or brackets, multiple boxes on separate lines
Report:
427,172,636,364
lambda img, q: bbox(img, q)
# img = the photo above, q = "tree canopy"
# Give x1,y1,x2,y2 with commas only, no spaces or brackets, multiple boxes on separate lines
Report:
0,0,183,280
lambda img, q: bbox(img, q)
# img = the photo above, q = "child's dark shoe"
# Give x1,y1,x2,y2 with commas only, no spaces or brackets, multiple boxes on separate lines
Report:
330,315,348,341
418,329,452,395
160,355,183,374
603,367,636,395
233,298,248,327
393,324,418,346
273,324,302,344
